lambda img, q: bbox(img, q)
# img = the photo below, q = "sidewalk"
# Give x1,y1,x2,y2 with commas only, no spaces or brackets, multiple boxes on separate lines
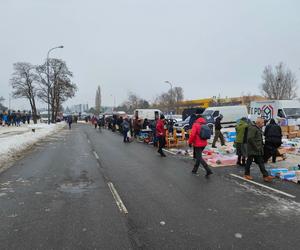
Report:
0,122,66,168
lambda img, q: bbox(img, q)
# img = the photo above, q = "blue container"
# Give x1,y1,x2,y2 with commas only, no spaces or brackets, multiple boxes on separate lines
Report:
226,137,236,142
227,132,236,137
270,168,288,177
280,171,296,180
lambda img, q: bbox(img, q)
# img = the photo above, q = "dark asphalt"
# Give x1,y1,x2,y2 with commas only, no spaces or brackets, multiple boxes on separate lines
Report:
0,124,300,250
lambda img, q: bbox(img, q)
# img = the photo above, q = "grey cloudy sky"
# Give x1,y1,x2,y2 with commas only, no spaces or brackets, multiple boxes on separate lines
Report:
1,0,300,110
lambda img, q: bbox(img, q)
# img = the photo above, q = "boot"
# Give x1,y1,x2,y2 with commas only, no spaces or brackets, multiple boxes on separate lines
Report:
263,176,274,182
191,166,198,174
205,170,213,177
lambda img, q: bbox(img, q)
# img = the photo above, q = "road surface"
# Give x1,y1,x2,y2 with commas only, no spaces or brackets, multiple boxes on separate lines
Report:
0,124,300,249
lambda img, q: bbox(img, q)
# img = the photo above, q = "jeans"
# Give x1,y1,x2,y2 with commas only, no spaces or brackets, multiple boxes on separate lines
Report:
193,147,211,173
245,155,269,177
158,136,166,155
123,129,129,142
212,130,225,146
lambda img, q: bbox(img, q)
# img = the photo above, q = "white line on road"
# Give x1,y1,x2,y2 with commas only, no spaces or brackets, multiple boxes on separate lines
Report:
163,149,177,155
107,182,128,214
230,174,296,199
93,151,99,160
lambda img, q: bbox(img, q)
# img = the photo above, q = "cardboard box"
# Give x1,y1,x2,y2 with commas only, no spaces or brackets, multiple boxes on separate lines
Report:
281,126,289,133
277,148,287,155
297,131,300,137
288,133,297,139
288,126,296,133
282,131,289,136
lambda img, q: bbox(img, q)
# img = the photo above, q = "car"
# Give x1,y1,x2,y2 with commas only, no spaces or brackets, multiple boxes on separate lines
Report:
174,116,191,132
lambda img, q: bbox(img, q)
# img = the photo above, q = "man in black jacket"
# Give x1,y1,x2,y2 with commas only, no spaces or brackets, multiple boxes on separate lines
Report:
212,114,225,148
264,119,282,163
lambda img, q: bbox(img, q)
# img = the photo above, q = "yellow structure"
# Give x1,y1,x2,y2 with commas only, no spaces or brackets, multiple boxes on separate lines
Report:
178,98,212,108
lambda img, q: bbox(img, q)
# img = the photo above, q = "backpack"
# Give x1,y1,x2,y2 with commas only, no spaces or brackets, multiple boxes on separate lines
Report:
123,122,129,130
199,124,212,140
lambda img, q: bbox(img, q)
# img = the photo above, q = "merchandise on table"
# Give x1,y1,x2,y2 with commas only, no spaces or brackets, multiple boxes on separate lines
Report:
269,168,288,177
279,171,296,180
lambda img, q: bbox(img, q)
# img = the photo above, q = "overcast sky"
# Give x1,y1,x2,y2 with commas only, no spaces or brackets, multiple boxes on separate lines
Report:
1,0,300,110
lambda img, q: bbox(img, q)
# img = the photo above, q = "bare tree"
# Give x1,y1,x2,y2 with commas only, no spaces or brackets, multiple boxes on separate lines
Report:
261,62,298,100
36,58,76,122
10,62,38,123
95,85,101,115
115,92,149,113
153,86,184,112
0,96,6,111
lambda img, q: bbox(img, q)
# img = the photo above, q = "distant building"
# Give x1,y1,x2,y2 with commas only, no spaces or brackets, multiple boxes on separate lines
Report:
70,104,89,113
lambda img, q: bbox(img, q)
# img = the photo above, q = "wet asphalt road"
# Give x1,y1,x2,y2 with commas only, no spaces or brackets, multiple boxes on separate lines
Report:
0,124,300,250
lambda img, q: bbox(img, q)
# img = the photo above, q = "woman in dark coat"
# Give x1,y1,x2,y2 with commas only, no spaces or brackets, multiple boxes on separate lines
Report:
264,119,282,163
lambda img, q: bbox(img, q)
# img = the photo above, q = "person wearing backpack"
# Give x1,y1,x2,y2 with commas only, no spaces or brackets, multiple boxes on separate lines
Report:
244,117,274,182
188,116,213,177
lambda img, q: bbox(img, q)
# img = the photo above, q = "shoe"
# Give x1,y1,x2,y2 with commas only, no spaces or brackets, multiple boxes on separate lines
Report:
244,175,253,180
205,171,213,177
161,153,166,157
191,170,197,174
263,176,274,182
212,146,217,148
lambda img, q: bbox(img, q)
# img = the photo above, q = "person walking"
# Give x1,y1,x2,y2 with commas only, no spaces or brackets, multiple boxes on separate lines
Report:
264,119,282,163
212,114,225,148
156,114,166,157
244,117,274,182
235,117,249,166
188,115,213,177
67,115,73,130
122,118,130,143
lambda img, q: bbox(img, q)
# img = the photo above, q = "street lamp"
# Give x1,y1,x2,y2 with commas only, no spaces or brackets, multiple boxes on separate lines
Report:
165,80,173,114
110,94,116,112
46,45,64,124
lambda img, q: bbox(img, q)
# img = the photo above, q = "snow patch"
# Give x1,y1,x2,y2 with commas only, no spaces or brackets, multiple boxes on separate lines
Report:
0,122,66,168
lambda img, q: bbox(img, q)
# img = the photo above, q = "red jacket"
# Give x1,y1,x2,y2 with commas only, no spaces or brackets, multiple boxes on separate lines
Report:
188,117,208,147
156,119,166,137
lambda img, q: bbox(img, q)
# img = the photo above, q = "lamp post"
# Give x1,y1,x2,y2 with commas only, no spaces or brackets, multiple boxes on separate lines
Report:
165,80,173,114
46,45,64,124
110,94,116,112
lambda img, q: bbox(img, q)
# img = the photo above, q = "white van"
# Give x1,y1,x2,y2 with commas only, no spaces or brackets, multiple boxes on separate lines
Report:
250,100,300,122
134,109,162,120
40,111,50,123
202,105,248,128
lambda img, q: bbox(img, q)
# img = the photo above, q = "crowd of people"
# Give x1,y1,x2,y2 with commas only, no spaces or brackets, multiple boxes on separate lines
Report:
88,109,283,183
0,110,31,126
186,109,281,182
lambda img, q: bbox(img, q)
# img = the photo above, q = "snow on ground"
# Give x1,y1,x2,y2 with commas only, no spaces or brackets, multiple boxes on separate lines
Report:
0,122,66,167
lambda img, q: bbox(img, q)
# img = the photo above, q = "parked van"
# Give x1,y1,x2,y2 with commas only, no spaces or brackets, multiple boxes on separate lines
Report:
202,105,248,128
250,100,300,122
133,109,162,120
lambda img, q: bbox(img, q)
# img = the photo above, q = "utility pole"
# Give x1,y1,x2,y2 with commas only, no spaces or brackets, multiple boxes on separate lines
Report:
165,81,173,115
46,45,64,124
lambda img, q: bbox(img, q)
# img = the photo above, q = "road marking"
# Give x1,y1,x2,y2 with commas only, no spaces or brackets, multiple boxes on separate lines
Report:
230,174,296,199
107,182,128,214
163,149,177,155
93,151,99,160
